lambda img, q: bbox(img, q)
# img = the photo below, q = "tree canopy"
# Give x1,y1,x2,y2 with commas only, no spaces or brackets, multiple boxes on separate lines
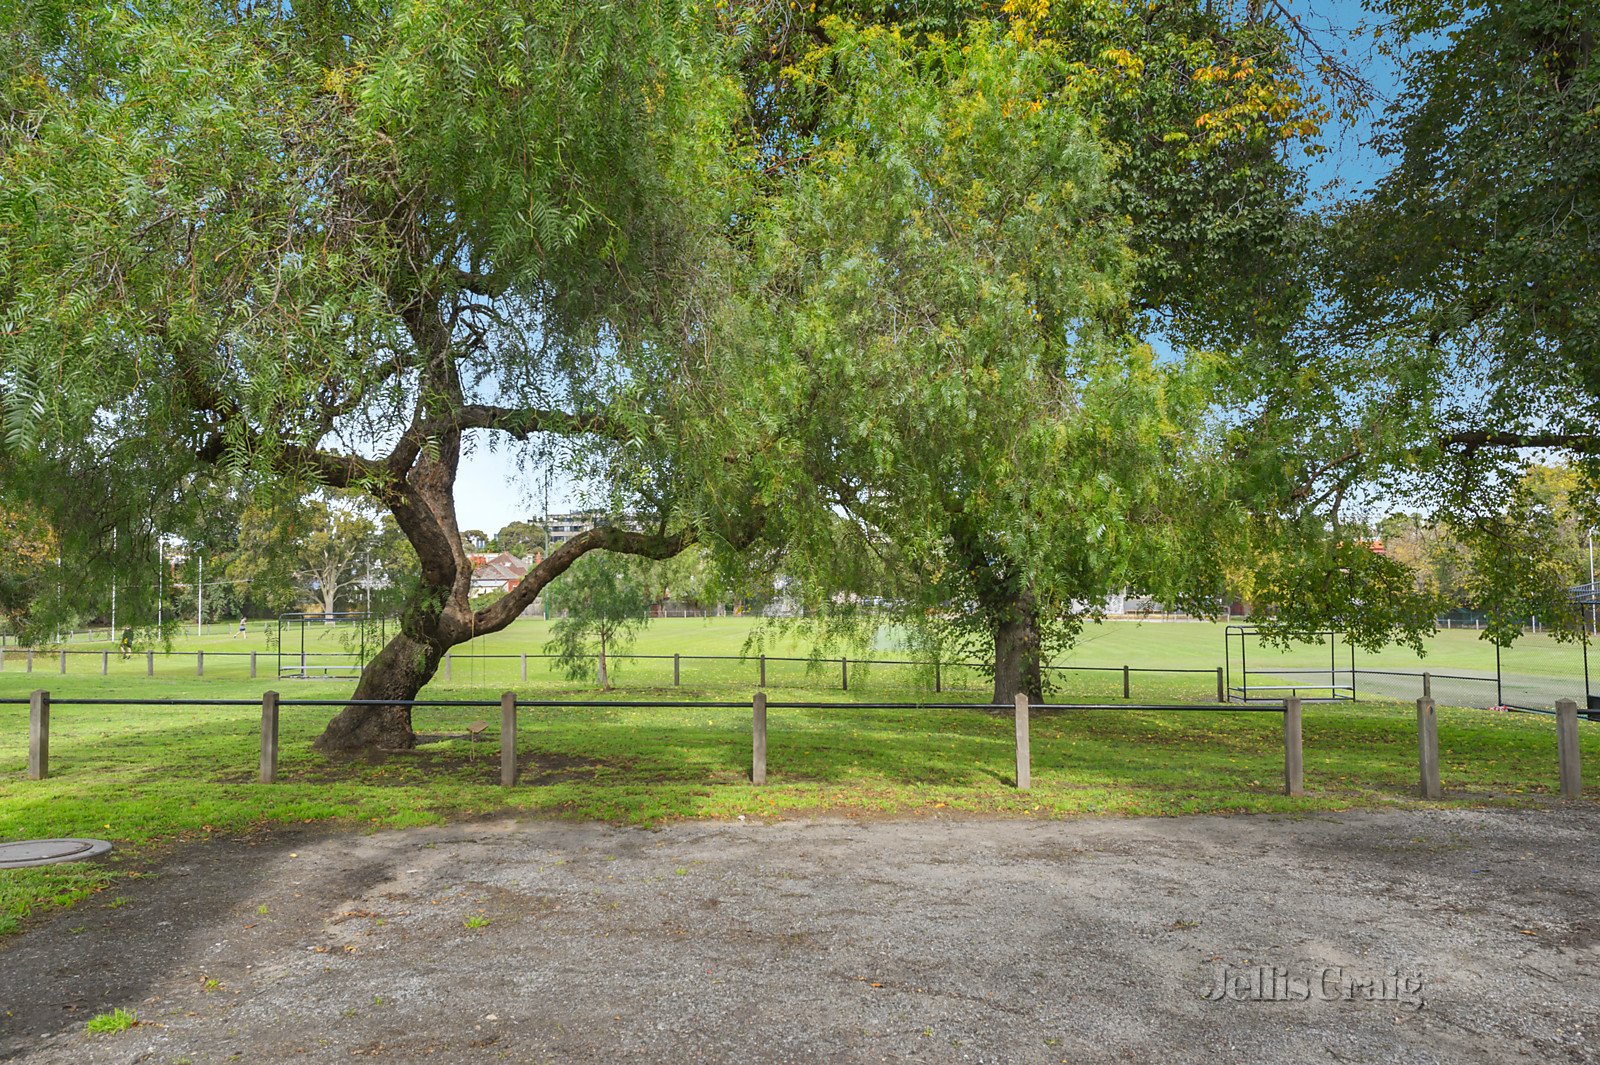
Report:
2,0,1575,742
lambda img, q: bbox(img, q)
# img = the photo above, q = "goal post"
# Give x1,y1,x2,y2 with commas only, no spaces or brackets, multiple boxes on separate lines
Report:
1224,626,1355,704
274,611,386,680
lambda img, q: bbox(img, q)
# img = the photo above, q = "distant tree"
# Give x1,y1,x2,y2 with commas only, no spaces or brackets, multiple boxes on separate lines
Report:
235,498,387,617
544,553,657,690
493,520,549,560
0,505,56,639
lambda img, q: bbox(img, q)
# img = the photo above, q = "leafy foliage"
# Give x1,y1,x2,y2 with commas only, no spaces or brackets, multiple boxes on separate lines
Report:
543,553,658,689
1298,0,1600,641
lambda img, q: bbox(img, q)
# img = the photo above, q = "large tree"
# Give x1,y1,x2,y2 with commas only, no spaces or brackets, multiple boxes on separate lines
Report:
720,1,1393,700
1308,0,1600,643
3,2,1151,745
0,1,750,750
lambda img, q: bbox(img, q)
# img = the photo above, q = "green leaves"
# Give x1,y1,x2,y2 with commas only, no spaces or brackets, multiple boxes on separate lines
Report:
543,552,658,687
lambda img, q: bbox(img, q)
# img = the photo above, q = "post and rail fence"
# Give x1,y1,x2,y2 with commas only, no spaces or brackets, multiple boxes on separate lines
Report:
13,688,1584,799
10,690,1316,793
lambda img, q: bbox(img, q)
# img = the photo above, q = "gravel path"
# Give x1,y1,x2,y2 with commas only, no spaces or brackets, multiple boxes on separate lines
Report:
3,806,1598,1063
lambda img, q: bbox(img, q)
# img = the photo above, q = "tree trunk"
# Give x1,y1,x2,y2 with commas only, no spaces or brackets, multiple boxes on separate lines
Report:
307,299,695,754
598,632,610,690
991,586,1043,705
315,630,444,751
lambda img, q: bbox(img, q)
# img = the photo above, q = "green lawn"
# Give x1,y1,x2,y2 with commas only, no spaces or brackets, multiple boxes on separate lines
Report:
28,614,1575,667
12,615,1582,694
1,653,1595,938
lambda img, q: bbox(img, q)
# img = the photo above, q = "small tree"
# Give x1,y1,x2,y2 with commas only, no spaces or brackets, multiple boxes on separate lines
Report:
543,554,657,690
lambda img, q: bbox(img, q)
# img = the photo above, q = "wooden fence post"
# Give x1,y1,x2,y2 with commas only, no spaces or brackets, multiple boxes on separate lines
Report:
934,658,941,694
1216,667,1225,702
28,689,49,781
1122,665,1130,699
59,650,67,674
841,657,848,692
1556,698,1583,800
759,654,766,689
501,691,518,787
673,653,680,687
101,651,108,676
197,650,204,677
520,654,528,682
250,651,257,679
26,649,33,672
1014,693,1031,790
1422,671,1432,699
444,652,452,683
1416,697,1441,799
259,691,280,784
1283,697,1304,797
752,691,767,785
146,650,154,677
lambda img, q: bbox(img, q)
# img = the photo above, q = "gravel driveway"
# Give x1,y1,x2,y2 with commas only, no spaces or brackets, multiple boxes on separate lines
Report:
3,806,1597,1063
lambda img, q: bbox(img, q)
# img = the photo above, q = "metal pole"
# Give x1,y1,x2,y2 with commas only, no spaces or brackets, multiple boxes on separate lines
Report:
197,552,203,637
1590,527,1597,636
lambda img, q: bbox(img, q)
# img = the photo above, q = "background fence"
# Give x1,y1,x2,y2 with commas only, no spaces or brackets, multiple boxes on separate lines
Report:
3,644,1595,715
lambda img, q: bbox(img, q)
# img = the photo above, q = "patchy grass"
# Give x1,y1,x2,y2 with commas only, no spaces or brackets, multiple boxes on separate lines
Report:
84,1008,137,1034
0,669,1594,936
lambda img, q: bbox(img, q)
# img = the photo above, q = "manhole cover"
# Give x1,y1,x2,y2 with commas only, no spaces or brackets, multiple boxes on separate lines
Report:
0,839,113,869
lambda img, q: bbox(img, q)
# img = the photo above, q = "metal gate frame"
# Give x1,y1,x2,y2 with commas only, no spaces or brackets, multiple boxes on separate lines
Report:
1224,626,1356,704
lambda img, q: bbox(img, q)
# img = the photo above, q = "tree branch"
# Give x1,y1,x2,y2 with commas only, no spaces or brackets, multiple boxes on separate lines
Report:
472,524,693,632
453,404,634,443
1443,431,1600,455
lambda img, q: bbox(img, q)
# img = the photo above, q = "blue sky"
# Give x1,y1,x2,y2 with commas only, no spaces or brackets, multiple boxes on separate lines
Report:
453,0,1410,534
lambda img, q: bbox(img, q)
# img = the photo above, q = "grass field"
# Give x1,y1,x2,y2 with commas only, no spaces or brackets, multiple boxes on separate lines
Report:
9,616,1588,694
24,613,1583,667
2,617,1594,938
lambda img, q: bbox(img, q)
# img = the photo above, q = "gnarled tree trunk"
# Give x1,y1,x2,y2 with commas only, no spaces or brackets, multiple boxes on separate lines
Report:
311,441,692,752
302,302,696,755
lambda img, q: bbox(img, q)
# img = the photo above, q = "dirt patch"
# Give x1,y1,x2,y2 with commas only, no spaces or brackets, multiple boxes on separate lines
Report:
3,807,1599,1063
